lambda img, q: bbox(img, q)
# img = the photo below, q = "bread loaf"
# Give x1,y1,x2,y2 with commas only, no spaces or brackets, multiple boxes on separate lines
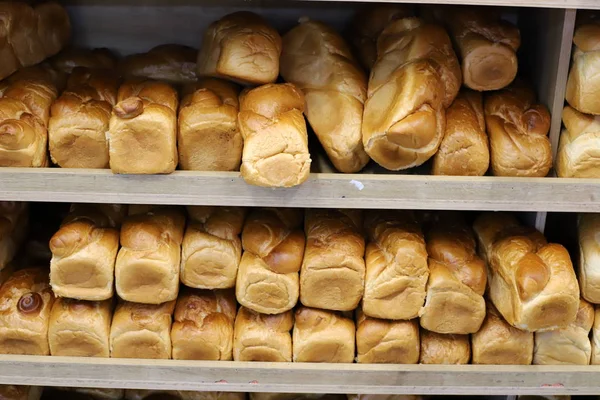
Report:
484,83,552,177
556,106,600,178
533,298,593,365
363,211,427,320
578,213,600,303
592,305,600,364
197,12,281,85
48,297,112,357
0,385,42,400
432,90,489,176
300,209,364,311
419,215,486,334
49,205,120,301
238,208,304,314
171,288,237,360
238,83,311,187
178,79,242,171
0,202,28,270
0,268,55,355
471,302,533,365
566,23,600,114
118,45,197,84
48,68,119,168
181,206,245,289
233,306,293,362
8,62,66,92
356,309,419,363
115,208,185,304
51,48,117,73
109,299,176,359
474,212,580,332
280,20,369,173
107,80,178,174
419,330,470,364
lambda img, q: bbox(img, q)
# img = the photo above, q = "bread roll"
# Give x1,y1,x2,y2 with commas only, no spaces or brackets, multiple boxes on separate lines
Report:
293,306,355,363
115,208,185,304
238,83,311,187
197,12,281,85
117,44,196,84
556,106,600,178
0,202,28,270
233,306,293,362
0,268,55,355
178,79,242,171
48,68,119,168
484,83,552,177
419,215,486,334
51,48,117,73
579,214,600,303
356,309,419,363
49,205,120,301
592,305,600,364
238,208,304,314
471,302,533,365
473,213,580,332
432,90,489,176
109,299,175,359
363,211,427,320
48,297,112,357
419,330,470,364
171,288,237,360
280,20,369,173
107,79,178,174
300,209,364,311
534,299,593,365
0,385,42,400
566,23,600,114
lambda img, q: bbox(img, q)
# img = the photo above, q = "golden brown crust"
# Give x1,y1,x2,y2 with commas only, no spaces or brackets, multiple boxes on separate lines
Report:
566,23,600,115
119,44,197,84
419,330,470,364
556,106,600,178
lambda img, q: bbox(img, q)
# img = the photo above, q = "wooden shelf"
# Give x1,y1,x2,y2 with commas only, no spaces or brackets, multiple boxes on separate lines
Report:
0,168,599,212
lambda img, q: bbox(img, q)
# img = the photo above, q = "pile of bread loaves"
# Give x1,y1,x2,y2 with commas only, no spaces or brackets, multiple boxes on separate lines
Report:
0,3,555,186
2,202,600,365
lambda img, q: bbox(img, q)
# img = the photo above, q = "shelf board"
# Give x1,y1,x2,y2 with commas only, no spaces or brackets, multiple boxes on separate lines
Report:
0,356,597,395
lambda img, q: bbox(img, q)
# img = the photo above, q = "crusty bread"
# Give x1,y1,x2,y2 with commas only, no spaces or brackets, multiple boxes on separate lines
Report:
178,79,242,171
197,12,281,85
0,385,43,400
556,105,600,178
356,308,419,363
0,268,55,355
280,20,369,173
181,206,245,289
238,83,311,187
107,79,178,174
578,213,600,303
51,47,117,73
566,23,600,114
432,90,489,176
300,209,364,311
115,208,185,304
233,306,293,362
484,83,552,177
293,306,355,363
363,211,427,320
109,299,176,359
0,202,28,271
119,44,197,84
171,288,237,360
48,297,112,357
419,330,470,364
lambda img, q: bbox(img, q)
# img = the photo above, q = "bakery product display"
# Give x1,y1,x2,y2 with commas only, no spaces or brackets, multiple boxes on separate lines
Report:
556,106,600,178
171,288,237,360
197,12,281,85
109,299,176,359
484,83,552,177
51,48,117,73
0,385,42,400
300,209,364,311
0,268,55,355
0,202,28,271
355,308,419,363
473,212,580,332
238,208,304,314
419,330,470,364
419,215,486,334
445,8,520,91
115,208,185,304
238,83,311,187
432,90,489,176
119,44,197,84
566,22,600,115
107,79,178,174
48,297,112,357
280,20,369,173
533,299,593,365
579,213,600,303
233,306,293,362
178,79,242,171
363,211,427,320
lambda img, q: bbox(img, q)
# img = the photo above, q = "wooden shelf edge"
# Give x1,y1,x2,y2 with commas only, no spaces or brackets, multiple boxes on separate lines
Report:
0,356,597,395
